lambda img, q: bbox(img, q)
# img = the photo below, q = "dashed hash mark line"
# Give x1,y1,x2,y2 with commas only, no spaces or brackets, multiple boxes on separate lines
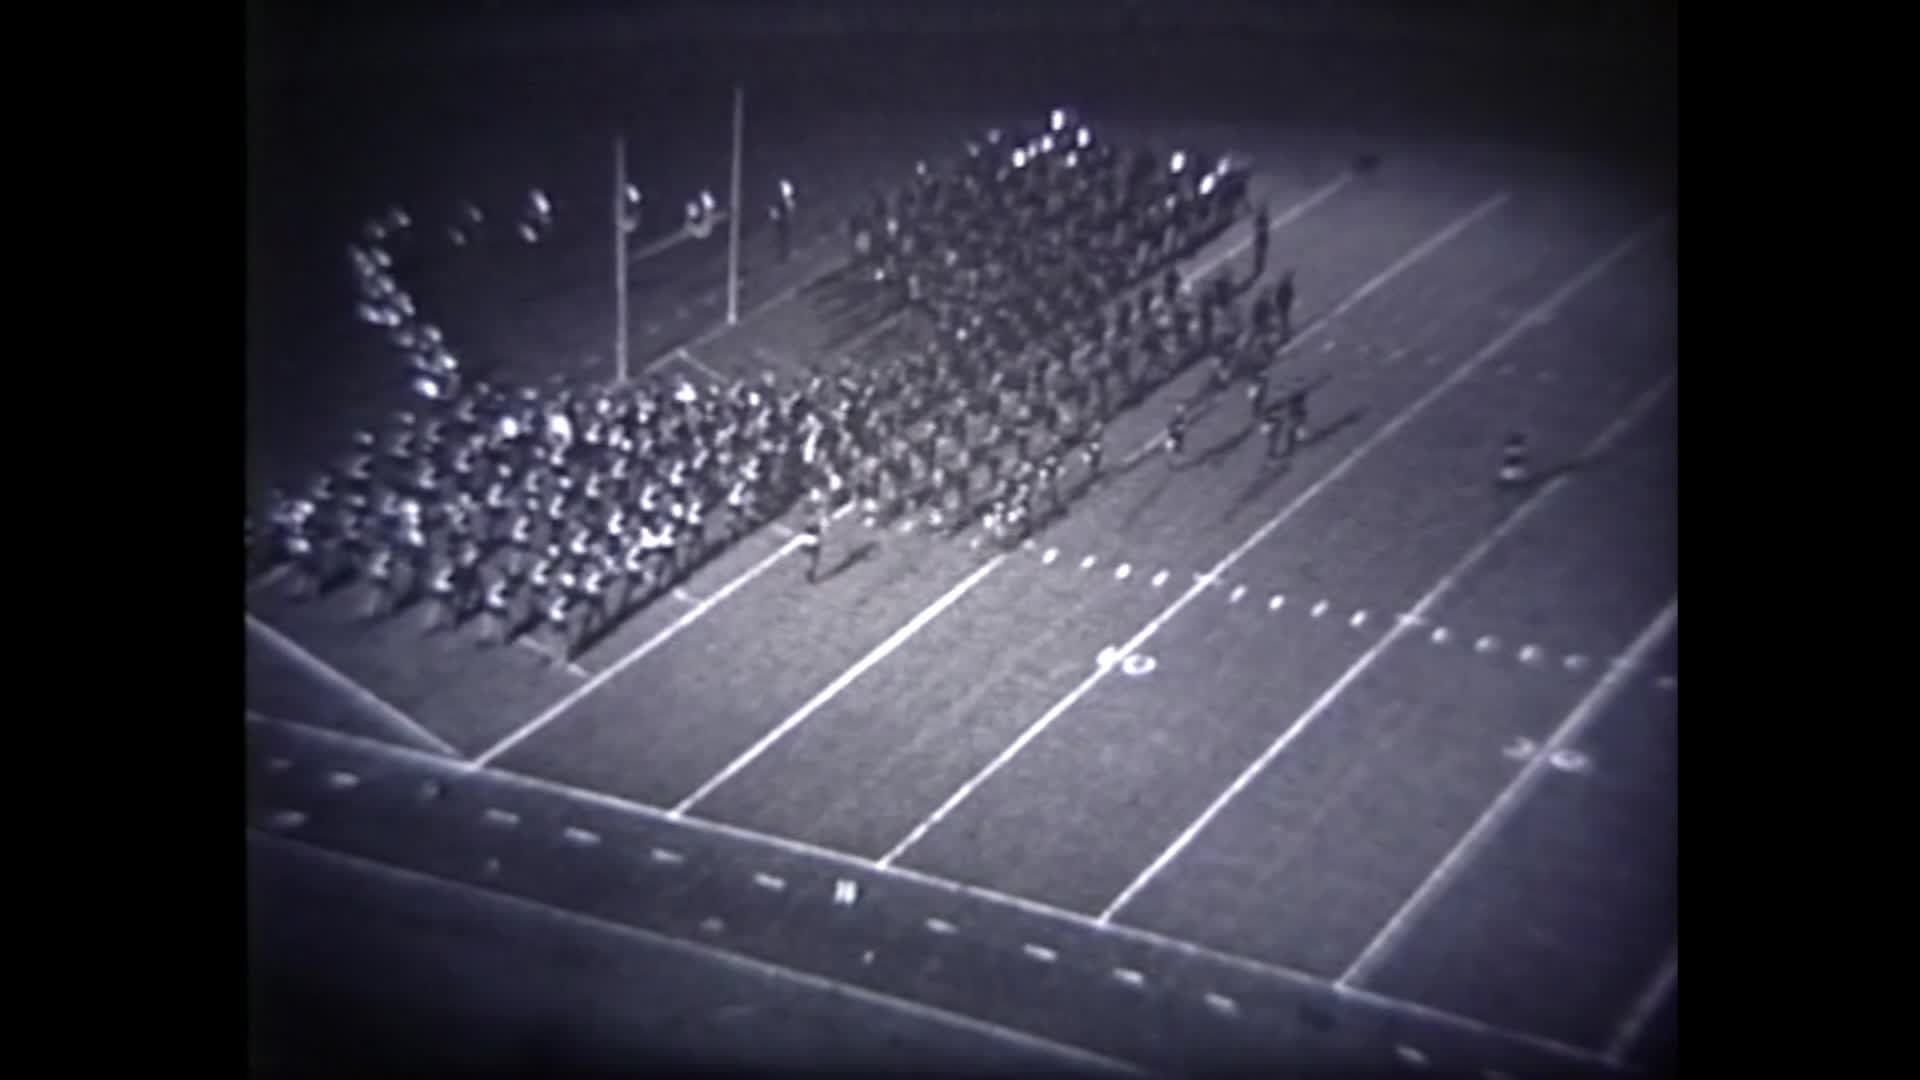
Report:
1021,544,1618,683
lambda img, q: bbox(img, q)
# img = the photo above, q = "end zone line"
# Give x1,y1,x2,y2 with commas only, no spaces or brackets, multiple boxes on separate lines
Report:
1340,601,1678,990
473,534,807,768
828,307,912,361
1182,172,1353,285
626,215,725,266
671,555,1006,816
247,831,1150,1079
642,261,844,377
877,193,1513,871
671,347,728,383
1102,363,1676,926
244,612,460,758
242,714,1615,1070
1605,947,1678,1065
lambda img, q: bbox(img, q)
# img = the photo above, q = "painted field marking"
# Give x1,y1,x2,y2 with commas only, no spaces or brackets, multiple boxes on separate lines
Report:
1338,601,1677,988
1183,173,1354,284
880,195,1537,874
244,614,460,758
1606,947,1679,1064
671,556,1006,816
1130,190,1513,460
1094,233,1676,926
474,535,806,768
243,714,1619,1069
251,833,1149,1077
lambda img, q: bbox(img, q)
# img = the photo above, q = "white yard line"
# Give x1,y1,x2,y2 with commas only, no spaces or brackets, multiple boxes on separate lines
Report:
514,636,590,678
1605,947,1679,1065
1101,364,1675,925
249,831,1149,1079
627,216,727,266
1181,172,1354,285
641,263,834,376
828,307,911,359
670,347,729,383
877,194,1521,871
244,713,1616,1070
1128,190,1510,462
1339,601,1678,989
472,534,807,768
671,556,1006,816
244,613,460,757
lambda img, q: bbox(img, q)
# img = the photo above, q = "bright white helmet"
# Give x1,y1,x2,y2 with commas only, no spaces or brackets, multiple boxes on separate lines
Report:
778,178,794,202
529,188,552,217
624,183,642,205
700,190,717,212
1039,134,1055,155
1199,172,1218,197
1050,108,1068,133
1075,126,1092,149
1012,148,1028,170
518,222,540,243
1170,151,1187,175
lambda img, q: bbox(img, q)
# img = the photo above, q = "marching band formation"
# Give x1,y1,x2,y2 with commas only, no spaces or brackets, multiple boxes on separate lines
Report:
248,109,1322,662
